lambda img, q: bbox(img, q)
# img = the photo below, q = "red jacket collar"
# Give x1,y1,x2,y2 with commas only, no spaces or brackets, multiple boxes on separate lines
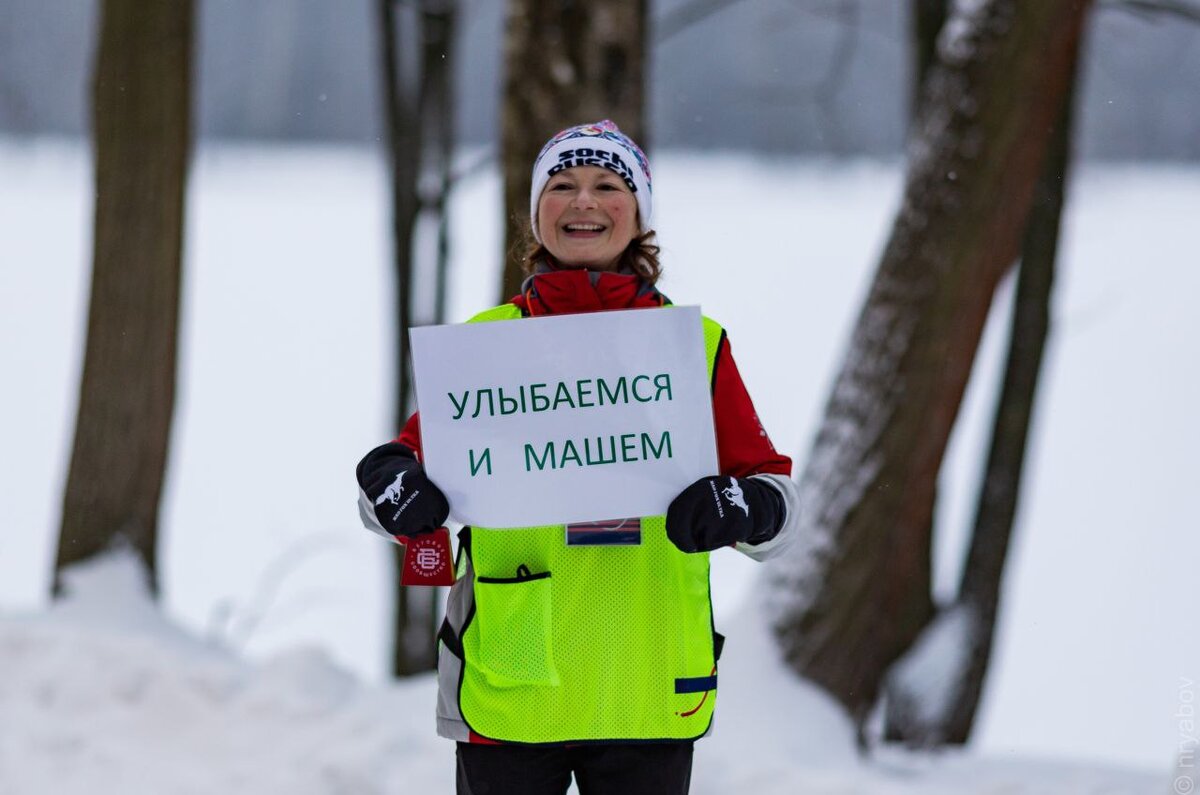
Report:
512,266,667,317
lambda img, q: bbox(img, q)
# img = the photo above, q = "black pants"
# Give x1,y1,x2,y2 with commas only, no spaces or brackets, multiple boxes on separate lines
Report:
455,741,694,795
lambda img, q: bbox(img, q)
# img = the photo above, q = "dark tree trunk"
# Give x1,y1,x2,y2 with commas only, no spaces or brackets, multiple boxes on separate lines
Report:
418,2,456,326
379,0,420,432
499,0,647,302
416,2,458,658
379,0,424,679
379,0,459,677
881,0,1084,746
765,0,1093,740
910,0,949,120
937,57,1080,744
54,0,192,595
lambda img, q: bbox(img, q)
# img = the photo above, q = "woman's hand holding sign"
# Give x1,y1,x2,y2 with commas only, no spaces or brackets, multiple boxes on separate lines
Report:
357,442,450,538
665,475,784,553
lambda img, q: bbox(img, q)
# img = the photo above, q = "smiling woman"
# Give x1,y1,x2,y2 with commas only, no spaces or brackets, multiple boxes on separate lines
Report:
354,118,800,795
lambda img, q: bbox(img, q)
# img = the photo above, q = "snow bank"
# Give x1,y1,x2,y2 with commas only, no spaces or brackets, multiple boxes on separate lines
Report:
0,549,1166,794
0,549,454,794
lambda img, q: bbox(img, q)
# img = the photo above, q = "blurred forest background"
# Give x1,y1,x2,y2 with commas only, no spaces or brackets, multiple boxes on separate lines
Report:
2,0,1198,159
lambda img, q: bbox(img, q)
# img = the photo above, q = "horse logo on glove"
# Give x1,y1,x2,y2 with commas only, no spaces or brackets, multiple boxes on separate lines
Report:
375,471,407,506
722,478,750,517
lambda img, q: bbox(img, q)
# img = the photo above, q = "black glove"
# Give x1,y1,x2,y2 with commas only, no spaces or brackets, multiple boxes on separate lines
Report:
357,442,449,538
666,475,783,553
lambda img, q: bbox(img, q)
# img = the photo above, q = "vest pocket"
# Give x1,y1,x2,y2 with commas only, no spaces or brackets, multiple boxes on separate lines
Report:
473,566,559,687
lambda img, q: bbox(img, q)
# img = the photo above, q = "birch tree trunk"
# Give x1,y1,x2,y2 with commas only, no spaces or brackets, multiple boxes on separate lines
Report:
54,0,192,595
499,0,647,302
764,0,1093,738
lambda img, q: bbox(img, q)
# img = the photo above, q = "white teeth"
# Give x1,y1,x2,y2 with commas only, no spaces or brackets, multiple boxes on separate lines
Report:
566,223,604,231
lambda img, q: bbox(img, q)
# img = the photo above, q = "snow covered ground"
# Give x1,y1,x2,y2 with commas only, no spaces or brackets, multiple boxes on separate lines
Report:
1,138,1196,792
0,550,1171,794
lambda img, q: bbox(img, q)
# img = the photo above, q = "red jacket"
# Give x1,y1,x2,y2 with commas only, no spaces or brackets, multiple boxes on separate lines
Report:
395,268,791,480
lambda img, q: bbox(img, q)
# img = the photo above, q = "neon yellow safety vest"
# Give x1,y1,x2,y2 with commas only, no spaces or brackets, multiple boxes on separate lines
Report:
441,303,727,744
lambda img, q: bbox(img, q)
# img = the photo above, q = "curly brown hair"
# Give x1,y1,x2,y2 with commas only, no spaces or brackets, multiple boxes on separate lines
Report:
517,227,663,286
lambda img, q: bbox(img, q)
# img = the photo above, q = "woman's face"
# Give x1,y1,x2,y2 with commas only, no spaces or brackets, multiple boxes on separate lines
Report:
536,165,639,271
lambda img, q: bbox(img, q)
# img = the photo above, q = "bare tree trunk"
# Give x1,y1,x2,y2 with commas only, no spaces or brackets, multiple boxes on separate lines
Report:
418,1,457,326
380,0,424,679
937,59,1079,744
379,0,420,432
910,0,949,119
881,0,1083,746
54,0,192,596
499,0,647,302
765,0,1092,740
407,0,460,675
379,0,459,677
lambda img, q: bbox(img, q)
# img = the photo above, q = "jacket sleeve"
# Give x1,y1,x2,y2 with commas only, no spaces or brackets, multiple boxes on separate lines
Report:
395,411,423,459
711,335,799,561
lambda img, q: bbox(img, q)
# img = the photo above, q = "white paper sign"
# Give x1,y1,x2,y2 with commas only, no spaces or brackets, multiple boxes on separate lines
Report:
409,307,719,528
